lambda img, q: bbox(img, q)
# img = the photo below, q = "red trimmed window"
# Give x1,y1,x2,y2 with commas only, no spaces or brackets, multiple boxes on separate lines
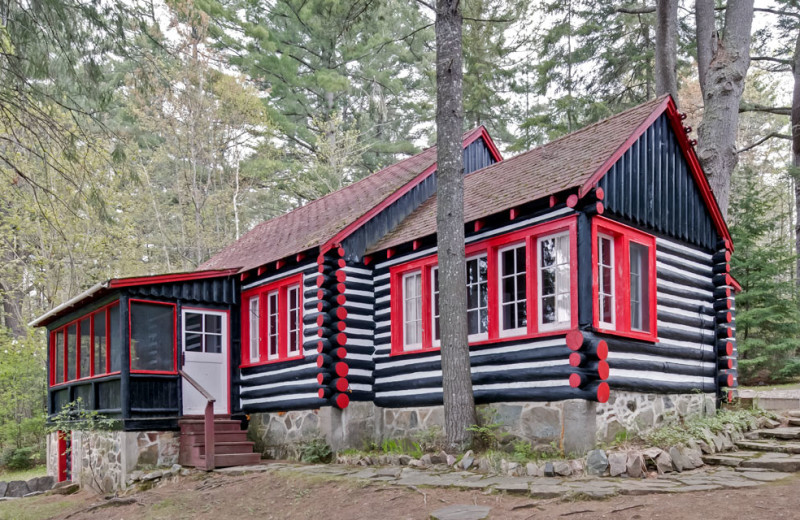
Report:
241,274,303,366
592,217,657,341
129,300,177,374
49,302,119,386
390,216,578,355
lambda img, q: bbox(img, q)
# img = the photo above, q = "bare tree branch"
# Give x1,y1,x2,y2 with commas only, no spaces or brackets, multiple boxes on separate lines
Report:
754,7,800,19
739,103,792,116
616,5,656,15
737,132,792,153
752,56,794,66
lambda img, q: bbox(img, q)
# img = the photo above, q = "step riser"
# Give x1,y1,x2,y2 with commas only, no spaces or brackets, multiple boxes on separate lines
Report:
194,443,256,456
735,441,800,454
199,453,261,467
180,423,244,434
182,432,249,444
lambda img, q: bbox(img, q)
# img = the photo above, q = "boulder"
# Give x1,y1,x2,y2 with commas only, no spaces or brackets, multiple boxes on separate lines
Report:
0,482,7,497
5,481,30,498
526,462,541,477
626,452,645,478
460,450,475,470
48,483,80,495
506,462,520,476
669,446,692,472
543,461,556,477
696,439,713,454
569,459,584,476
27,476,55,492
141,470,163,481
446,454,457,466
553,461,572,477
420,453,433,466
476,458,491,473
585,449,609,476
655,452,673,474
398,455,412,466
608,452,627,477
430,451,448,465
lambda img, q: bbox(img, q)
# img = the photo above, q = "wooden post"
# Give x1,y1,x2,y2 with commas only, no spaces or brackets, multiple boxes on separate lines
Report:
204,400,215,471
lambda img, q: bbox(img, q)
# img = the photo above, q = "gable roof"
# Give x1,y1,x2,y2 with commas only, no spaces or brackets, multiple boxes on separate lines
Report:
368,95,732,254
199,127,497,272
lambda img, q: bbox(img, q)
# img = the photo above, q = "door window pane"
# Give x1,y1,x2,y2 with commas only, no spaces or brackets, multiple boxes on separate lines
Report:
500,244,527,332
93,310,107,375
79,318,91,378
130,302,175,372
539,233,571,328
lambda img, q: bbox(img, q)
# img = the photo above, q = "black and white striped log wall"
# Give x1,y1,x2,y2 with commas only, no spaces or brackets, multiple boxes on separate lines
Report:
600,236,719,394
712,241,737,403
337,260,375,402
236,260,327,413
313,248,351,409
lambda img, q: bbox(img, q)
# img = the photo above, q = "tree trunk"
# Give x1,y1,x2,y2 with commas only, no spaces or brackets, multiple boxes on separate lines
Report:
655,0,678,103
791,30,800,287
435,0,476,450
695,0,754,218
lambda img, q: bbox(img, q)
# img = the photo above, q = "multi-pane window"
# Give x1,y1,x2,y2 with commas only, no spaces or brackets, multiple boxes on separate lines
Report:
403,272,423,349
432,268,440,343
593,217,656,340
629,242,650,332
184,312,223,353
248,297,260,362
287,286,301,356
242,276,303,365
538,233,570,329
466,255,489,338
267,291,279,360
51,303,116,384
597,234,615,327
500,244,527,334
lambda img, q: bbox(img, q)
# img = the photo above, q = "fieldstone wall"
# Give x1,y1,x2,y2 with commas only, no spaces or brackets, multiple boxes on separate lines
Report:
46,430,180,492
248,409,326,459
596,391,716,443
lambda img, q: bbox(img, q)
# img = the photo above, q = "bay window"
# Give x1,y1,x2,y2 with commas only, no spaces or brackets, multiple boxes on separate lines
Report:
241,274,304,366
390,215,577,355
592,217,656,340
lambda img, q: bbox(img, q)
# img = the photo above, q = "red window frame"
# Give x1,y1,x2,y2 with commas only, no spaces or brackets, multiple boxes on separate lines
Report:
128,299,178,375
591,216,658,342
241,273,304,367
390,215,578,356
49,301,119,387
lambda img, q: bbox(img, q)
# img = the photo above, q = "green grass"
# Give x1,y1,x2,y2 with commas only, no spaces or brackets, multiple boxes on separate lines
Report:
0,495,77,520
0,465,47,482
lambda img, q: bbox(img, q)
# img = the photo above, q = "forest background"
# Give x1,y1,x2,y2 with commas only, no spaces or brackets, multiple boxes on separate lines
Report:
0,0,798,470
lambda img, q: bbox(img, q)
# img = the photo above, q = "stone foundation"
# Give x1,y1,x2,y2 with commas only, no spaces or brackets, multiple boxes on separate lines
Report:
596,391,716,443
46,430,180,492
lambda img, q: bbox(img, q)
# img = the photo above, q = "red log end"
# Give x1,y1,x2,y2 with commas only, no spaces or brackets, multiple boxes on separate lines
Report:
596,340,609,360
509,208,518,220
724,251,731,262
335,393,350,409
318,388,326,399
727,374,734,387
387,248,395,259
474,220,484,232
316,373,324,385
334,362,349,378
549,195,557,208
317,254,326,265
337,246,345,257
725,327,733,338
336,294,347,305
598,360,610,381
568,353,582,367
336,321,346,332
317,289,325,300
337,282,346,293
335,347,347,359
595,187,605,201
317,302,324,312
568,373,583,388
566,330,584,351
335,378,349,392
727,390,735,403
337,258,346,268
412,240,420,251
317,328,324,338
336,307,348,320
316,274,324,288
725,274,733,286
336,270,347,283
597,382,610,403
566,194,579,208
724,312,732,323
596,202,604,215
317,344,323,354
726,358,734,370
316,356,324,368
336,333,347,346
316,315,324,327
363,255,372,266
724,341,733,356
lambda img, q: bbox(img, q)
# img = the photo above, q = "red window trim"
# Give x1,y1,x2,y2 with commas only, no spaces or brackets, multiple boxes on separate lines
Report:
128,299,178,375
390,215,578,356
240,273,304,368
49,301,120,387
591,216,658,342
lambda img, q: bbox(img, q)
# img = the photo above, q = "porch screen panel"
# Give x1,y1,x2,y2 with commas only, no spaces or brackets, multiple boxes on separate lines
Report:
79,317,91,378
93,310,107,375
54,331,65,384
109,305,121,373
67,324,77,380
130,302,175,372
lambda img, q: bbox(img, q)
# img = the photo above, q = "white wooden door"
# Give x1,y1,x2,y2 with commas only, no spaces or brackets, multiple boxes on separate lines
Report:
181,309,229,415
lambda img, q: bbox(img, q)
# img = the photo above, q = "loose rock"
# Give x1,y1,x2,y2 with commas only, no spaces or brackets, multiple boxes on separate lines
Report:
608,452,627,477
5,481,29,498
586,449,609,476
430,504,491,520
460,450,474,470
656,452,673,474
553,461,572,477
626,452,646,478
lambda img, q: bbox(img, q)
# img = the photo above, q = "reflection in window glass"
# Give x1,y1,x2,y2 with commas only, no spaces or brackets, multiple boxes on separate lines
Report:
466,256,488,337
403,272,422,348
55,331,64,384
287,287,300,356
539,233,570,327
249,297,260,362
94,310,107,375
79,318,91,378
500,244,527,332
630,242,650,332
67,324,77,380
109,305,121,373
597,235,615,326
130,302,175,372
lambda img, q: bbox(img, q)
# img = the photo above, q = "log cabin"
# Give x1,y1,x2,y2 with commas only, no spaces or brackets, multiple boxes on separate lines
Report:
33,94,739,488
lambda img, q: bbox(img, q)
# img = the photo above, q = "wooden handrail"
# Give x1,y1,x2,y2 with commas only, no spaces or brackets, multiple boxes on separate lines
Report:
179,370,216,403
179,370,216,471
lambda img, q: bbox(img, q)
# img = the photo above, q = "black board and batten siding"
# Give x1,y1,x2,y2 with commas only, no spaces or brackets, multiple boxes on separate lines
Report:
341,137,498,263
235,261,327,413
371,206,605,408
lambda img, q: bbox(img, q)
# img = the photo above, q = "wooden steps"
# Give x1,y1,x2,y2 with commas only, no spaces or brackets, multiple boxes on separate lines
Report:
179,416,261,469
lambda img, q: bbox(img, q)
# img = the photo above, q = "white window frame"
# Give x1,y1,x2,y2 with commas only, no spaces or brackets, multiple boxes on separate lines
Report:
498,242,527,338
431,266,440,347
286,285,301,357
466,253,489,342
537,231,571,332
182,309,227,355
248,296,260,362
266,291,279,360
597,233,616,328
402,271,423,351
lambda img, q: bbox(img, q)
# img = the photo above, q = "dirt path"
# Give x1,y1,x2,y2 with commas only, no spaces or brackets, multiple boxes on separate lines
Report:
5,469,800,520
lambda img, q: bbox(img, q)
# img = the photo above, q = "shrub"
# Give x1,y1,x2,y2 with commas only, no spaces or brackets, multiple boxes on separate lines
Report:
299,437,332,463
1,447,37,471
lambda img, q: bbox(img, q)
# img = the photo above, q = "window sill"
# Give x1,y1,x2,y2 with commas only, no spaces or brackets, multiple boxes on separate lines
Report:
239,354,305,369
594,325,658,343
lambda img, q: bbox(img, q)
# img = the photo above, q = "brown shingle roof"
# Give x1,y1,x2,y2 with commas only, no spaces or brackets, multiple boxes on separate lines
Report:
367,96,670,254
200,128,486,272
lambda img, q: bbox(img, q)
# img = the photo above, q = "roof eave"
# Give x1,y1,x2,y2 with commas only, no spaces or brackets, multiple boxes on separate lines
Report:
29,281,110,328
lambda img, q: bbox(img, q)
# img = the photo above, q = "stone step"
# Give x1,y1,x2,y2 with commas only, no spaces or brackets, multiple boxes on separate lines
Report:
754,427,800,441
787,410,800,418
788,418,800,427
701,454,743,467
738,455,800,473
735,440,800,454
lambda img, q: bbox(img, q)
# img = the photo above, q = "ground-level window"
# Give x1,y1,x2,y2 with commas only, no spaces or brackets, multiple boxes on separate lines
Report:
592,217,656,340
390,215,577,355
130,300,176,373
241,274,304,366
